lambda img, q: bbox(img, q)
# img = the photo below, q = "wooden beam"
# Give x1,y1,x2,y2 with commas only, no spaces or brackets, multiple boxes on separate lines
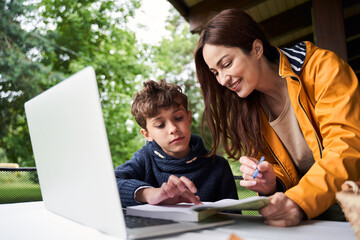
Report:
167,0,189,20
343,0,360,9
344,13,360,38
348,55,360,80
347,35,360,61
188,0,266,33
258,2,312,41
278,33,314,48
313,0,347,61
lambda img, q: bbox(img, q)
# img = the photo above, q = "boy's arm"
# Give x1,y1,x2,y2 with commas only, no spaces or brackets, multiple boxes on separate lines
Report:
135,175,201,205
115,149,201,206
217,157,239,200
114,151,152,207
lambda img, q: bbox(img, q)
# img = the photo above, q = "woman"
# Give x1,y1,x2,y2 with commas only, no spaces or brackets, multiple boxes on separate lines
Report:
194,8,360,227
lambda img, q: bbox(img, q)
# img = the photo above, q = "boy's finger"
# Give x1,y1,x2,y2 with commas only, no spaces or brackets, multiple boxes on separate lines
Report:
179,176,197,193
160,182,174,198
168,175,186,192
162,181,182,198
181,190,201,205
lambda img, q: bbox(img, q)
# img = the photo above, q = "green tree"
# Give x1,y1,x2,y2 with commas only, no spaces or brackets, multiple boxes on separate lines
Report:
1,0,212,168
0,0,64,166
1,0,148,166
148,9,212,147
33,0,149,166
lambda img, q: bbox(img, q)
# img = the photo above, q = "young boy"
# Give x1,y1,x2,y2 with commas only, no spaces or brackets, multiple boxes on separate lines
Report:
115,79,238,207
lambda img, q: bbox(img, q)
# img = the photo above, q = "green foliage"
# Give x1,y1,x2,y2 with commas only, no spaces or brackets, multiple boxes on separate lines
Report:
0,0,146,166
151,12,196,74
148,9,214,147
0,0,65,166
0,0,210,167
38,0,150,165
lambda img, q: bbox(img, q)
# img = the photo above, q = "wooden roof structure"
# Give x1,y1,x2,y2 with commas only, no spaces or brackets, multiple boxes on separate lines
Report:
168,0,360,78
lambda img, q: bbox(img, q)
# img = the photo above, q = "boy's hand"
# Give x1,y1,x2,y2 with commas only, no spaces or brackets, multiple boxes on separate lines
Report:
136,175,201,205
239,156,277,195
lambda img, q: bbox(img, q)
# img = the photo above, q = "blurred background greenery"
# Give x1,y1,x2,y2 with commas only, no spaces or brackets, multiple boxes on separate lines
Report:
1,0,248,189
0,0,207,167
1,0,258,210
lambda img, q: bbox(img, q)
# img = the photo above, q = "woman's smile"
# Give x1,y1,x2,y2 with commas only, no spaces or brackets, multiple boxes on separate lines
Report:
228,79,242,91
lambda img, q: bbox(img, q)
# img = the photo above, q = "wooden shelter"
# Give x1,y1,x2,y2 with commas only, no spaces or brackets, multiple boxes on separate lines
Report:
168,0,360,78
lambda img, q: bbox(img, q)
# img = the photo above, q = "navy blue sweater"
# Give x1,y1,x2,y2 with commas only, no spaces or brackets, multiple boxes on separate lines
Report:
114,135,238,207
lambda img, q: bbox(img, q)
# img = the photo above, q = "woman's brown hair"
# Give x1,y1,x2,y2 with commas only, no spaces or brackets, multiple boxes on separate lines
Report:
194,9,278,159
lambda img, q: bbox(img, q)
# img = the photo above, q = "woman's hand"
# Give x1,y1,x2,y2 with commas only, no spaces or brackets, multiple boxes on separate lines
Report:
239,156,277,195
259,192,305,227
136,175,201,205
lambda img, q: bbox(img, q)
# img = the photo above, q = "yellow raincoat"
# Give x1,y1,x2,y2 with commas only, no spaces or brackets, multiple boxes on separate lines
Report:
261,41,360,219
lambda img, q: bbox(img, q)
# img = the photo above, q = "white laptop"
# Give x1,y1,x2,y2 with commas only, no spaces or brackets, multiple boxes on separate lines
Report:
24,66,234,239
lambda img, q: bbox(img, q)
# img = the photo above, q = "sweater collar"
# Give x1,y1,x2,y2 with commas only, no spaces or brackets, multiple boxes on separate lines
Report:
145,134,209,170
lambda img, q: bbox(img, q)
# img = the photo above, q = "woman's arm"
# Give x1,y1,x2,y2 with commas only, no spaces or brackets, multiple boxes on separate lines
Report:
285,47,360,220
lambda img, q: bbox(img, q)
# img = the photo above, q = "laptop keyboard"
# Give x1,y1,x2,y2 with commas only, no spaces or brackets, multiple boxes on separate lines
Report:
125,214,176,228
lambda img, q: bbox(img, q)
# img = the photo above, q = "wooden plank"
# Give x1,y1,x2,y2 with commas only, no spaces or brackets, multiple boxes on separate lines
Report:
188,0,266,33
259,1,312,40
344,13,360,38
348,56,360,80
167,0,190,20
347,35,360,61
278,33,314,48
313,0,347,61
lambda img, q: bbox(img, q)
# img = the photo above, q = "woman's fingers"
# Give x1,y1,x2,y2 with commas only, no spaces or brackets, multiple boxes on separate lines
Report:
240,165,259,179
239,156,257,169
239,156,267,179
238,156,277,195
259,193,305,227
259,193,284,218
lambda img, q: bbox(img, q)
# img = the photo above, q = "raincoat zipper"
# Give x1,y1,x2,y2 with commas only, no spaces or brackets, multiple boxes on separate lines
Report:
291,76,323,159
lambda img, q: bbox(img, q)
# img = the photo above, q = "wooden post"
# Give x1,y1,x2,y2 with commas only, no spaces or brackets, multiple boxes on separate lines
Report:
312,0,347,61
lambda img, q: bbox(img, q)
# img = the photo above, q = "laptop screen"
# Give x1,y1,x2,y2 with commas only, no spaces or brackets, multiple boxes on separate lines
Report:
25,66,127,239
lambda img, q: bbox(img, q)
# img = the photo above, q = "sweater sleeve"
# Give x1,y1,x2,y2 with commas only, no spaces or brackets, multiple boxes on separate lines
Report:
216,156,239,200
114,150,152,207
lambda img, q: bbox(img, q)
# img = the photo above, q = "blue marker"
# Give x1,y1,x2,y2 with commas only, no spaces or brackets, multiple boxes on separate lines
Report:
253,156,265,178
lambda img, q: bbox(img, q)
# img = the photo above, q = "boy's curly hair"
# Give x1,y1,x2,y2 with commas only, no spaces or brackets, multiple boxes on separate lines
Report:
131,79,188,129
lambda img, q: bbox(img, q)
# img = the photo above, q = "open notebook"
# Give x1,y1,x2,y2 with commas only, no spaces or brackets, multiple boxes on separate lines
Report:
24,66,235,239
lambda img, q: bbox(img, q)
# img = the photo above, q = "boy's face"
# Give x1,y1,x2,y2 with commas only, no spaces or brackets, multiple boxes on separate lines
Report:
140,105,192,159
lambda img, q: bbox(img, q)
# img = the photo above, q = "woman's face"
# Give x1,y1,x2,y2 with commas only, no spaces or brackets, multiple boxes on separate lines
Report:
202,44,261,98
